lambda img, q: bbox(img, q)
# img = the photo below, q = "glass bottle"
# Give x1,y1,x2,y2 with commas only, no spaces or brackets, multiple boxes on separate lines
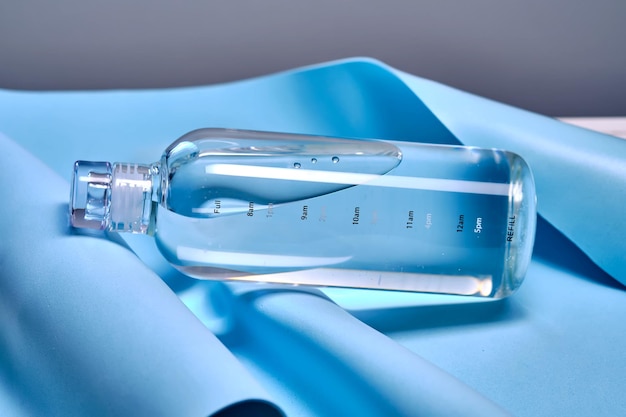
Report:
70,128,536,298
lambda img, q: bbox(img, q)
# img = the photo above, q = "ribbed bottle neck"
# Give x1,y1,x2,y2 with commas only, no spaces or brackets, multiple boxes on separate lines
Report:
109,163,155,234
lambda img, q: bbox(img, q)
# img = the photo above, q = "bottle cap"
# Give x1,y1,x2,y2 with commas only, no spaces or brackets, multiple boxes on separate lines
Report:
70,161,112,229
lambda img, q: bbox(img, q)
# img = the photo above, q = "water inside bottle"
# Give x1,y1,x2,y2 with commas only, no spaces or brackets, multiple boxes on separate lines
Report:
155,138,522,297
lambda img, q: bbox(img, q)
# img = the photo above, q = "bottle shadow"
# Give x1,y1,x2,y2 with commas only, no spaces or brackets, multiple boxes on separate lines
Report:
349,297,520,334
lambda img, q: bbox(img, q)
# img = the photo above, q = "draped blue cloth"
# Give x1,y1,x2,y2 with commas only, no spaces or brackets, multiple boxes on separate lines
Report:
1,58,625,416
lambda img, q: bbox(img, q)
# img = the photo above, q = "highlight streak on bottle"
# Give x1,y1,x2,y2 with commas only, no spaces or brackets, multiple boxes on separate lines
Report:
204,164,511,196
210,267,494,297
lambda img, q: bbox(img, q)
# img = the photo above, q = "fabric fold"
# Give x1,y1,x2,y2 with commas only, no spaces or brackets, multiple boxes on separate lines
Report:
0,135,283,417
220,285,510,416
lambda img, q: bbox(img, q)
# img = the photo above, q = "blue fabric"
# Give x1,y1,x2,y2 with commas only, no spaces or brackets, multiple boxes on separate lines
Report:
1,58,625,416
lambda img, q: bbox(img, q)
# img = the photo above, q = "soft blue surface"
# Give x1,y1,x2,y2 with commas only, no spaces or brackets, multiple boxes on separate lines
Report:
1,58,625,416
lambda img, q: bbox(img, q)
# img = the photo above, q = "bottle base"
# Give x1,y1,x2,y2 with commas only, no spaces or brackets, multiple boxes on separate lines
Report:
496,153,537,298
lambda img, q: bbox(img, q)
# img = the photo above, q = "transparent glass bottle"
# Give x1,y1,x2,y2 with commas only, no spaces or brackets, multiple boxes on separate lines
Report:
70,128,536,298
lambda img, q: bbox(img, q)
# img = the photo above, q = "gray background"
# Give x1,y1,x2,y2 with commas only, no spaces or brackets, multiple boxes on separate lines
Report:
1,0,624,116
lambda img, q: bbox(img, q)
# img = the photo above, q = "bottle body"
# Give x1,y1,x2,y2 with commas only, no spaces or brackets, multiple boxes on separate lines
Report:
71,129,536,298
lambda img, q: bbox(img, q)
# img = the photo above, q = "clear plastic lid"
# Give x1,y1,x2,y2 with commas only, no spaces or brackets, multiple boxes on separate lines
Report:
70,161,112,230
